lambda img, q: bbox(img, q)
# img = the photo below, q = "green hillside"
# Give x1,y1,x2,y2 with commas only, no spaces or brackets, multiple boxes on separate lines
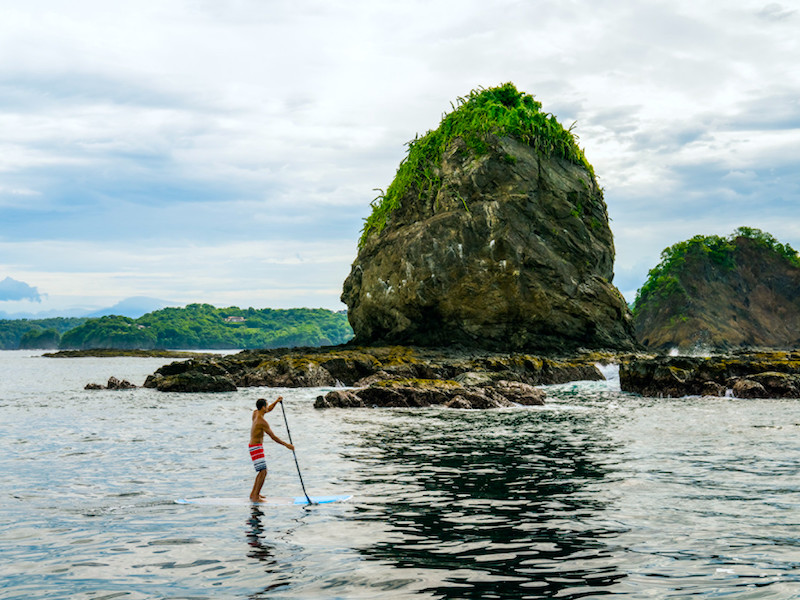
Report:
0,317,88,350
1,305,353,350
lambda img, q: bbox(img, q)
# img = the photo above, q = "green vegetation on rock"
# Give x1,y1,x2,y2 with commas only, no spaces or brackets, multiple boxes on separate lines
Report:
633,227,800,314
359,82,594,247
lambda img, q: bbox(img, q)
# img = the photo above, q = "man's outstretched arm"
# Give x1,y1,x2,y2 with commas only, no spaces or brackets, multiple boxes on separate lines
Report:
263,422,294,451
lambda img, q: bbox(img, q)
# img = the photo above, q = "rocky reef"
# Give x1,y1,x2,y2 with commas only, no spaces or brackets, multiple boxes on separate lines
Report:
85,376,138,390
633,228,800,351
315,379,545,409
620,351,800,398
342,84,636,354
143,345,609,408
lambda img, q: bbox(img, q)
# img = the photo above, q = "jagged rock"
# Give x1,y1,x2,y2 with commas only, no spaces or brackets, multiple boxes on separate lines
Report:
242,357,337,387
143,345,606,393
445,396,473,409
315,390,365,408
491,380,546,406
106,376,136,390
153,372,237,393
454,371,494,386
84,376,137,390
633,229,800,351
313,377,546,409
342,85,636,353
732,379,768,399
700,381,726,397
620,351,800,398
741,372,800,398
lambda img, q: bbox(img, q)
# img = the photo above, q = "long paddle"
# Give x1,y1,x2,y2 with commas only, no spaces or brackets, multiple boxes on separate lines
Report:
279,400,314,505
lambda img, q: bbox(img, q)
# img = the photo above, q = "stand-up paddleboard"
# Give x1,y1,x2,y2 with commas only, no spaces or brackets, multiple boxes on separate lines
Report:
175,495,352,506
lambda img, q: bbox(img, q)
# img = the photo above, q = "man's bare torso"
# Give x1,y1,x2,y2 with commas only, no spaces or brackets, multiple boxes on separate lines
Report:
250,412,270,445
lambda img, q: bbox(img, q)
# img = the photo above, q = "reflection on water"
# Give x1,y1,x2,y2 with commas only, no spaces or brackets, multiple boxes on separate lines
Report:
347,408,627,599
245,506,291,599
4,353,800,599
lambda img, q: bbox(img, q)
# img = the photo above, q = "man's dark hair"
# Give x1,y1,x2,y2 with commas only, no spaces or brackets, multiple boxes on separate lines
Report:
256,398,267,410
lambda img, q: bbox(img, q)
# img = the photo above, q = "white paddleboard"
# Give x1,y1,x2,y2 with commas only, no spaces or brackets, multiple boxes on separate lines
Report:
175,495,352,506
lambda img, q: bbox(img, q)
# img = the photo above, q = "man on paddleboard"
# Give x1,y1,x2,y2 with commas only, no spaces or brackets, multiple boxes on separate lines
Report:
249,397,294,502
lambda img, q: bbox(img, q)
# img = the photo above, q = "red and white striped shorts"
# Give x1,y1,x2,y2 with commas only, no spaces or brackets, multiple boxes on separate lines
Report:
249,444,267,472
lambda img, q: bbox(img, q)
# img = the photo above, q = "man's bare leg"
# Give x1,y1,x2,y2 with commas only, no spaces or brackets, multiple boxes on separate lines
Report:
250,470,267,502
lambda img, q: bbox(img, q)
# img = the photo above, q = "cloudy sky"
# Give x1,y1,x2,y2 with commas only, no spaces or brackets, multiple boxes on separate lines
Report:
1,0,798,317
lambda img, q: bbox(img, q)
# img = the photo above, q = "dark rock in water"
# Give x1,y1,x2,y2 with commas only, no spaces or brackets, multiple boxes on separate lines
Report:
342,85,635,353
314,378,546,409
700,381,726,397
619,351,800,398
731,379,768,399
147,372,237,393
739,372,800,398
633,229,800,351
84,376,137,390
143,345,605,395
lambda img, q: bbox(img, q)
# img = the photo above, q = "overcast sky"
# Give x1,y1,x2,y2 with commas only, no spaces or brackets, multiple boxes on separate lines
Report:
1,0,799,316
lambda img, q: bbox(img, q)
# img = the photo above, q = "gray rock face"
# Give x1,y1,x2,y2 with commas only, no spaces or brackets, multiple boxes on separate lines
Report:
342,135,635,353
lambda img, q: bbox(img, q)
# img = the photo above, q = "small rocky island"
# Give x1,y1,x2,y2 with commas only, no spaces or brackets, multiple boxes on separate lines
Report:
617,228,800,399
632,228,800,352
343,84,636,354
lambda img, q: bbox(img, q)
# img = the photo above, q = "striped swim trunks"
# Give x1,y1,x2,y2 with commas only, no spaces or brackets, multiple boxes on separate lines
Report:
249,444,267,472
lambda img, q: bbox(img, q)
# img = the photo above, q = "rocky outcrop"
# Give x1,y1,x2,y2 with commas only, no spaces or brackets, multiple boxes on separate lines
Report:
149,372,237,393
342,85,635,353
143,345,606,397
315,378,546,409
633,229,800,351
85,376,137,390
619,351,800,398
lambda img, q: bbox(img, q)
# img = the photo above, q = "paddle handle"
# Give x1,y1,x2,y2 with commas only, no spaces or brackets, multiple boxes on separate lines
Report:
280,401,313,505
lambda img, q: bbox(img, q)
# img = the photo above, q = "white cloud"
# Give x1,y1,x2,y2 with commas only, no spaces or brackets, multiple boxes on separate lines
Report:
0,0,798,310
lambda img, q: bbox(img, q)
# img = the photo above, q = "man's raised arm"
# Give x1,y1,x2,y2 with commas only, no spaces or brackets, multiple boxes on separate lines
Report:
265,396,284,413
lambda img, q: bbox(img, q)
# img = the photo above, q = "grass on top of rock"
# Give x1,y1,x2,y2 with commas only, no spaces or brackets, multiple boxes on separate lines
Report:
359,82,595,247
632,226,800,315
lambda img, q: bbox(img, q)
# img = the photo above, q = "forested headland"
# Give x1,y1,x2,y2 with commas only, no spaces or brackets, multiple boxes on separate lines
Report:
0,304,353,350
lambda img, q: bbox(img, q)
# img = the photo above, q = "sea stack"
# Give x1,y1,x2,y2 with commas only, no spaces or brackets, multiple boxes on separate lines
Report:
632,227,800,351
342,83,636,353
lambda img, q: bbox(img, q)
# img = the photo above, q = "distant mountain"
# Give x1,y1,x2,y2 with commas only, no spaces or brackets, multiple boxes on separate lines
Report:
0,307,91,319
0,296,179,320
83,296,179,318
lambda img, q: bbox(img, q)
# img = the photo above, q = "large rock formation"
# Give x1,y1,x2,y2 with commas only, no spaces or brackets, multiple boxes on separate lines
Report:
342,84,635,353
633,228,800,351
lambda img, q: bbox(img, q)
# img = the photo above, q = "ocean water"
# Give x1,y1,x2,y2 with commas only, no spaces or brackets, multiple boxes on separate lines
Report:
2,350,800,599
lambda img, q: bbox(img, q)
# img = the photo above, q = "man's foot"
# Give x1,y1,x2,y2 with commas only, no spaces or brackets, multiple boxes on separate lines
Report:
249,495,263,503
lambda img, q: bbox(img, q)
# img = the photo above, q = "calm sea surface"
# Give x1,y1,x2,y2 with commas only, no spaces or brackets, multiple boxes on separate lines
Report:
2,350,800,599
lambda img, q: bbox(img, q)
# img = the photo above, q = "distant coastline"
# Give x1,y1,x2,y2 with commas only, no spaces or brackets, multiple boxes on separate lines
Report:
0,304,353,351
43,349,207,358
